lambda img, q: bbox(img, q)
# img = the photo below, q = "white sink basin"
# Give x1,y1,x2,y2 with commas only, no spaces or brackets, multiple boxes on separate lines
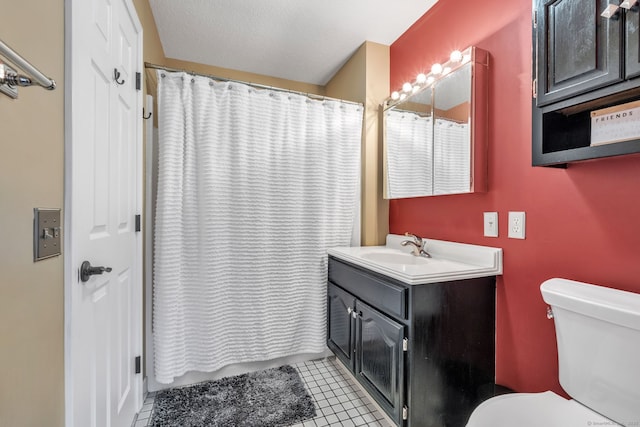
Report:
361,251,430,265
327,234,503,285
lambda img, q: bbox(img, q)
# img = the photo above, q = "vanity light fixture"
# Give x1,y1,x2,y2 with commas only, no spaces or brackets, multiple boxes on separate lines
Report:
384,46,474,108
450,50,463,62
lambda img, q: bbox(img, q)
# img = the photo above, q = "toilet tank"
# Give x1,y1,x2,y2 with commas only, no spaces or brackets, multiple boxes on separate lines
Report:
541,278,640,427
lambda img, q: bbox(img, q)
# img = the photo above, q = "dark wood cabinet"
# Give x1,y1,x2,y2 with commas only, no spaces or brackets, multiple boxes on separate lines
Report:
327,283,356,368
535,0,622,107
625,6,640,79
355,300,406,423
533,0,640,166
327,257,496,427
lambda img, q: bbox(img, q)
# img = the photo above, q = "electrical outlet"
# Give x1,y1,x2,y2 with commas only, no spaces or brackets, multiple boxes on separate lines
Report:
508,211,526,239
483,212,498,237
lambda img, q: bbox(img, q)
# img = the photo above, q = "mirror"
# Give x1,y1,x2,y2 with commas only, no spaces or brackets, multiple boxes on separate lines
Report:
383,47,488,199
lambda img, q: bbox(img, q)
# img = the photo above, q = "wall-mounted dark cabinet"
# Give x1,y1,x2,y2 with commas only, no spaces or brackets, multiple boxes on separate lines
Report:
533,0,640,166
327,256,496,427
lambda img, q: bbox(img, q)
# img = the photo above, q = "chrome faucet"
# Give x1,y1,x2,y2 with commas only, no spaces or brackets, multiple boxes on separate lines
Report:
401,232,432,258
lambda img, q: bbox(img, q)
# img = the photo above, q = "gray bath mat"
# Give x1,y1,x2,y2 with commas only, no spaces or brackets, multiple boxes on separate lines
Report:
149,365,316,427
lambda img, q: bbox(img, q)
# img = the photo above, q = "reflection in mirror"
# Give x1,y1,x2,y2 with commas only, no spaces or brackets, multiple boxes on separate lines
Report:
433,63,471,195
383,47,488,199
385,88,433,198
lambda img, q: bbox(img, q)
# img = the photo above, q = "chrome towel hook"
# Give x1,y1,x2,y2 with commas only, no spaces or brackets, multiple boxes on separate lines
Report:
114,68,125,85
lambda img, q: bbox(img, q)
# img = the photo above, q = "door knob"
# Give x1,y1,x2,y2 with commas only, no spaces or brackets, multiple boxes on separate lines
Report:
80,260,113,282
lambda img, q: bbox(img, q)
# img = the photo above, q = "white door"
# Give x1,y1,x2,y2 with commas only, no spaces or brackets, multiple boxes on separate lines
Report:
65,0,143,426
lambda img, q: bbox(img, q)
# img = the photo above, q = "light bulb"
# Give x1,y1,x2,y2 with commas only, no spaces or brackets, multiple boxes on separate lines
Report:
402,82,413,92
416,73,427,84
450,50,463,62
391,91,400,100
431,63,443,75
412,85,420,93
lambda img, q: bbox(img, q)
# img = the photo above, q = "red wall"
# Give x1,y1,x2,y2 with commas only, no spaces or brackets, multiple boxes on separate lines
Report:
390,0,640,394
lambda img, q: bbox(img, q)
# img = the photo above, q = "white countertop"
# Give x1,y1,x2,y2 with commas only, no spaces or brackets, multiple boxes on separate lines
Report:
327,234,503,285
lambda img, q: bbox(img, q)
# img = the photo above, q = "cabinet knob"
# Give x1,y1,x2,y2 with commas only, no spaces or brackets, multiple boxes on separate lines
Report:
347,307,352,314
352,311,358,319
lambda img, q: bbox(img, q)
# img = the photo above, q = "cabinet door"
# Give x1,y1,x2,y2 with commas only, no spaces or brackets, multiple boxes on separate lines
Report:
535,0,622,106
626,7,640,79
327,283,356,370
355,301,405,425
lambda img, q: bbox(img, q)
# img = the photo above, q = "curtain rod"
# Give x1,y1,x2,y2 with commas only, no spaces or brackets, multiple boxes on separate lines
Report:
144,62,362,107
0,39,56,90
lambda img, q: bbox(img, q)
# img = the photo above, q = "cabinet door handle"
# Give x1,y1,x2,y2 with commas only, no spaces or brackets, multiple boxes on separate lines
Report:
352,311,359,319
347,307,352,314
601,4,620,19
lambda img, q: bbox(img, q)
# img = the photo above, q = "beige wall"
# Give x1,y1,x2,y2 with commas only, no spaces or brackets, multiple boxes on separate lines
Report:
134,0,166,65
326,42,390,245
0,1,65,426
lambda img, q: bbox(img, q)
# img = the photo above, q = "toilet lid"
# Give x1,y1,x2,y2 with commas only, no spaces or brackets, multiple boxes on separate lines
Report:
466,391,622,427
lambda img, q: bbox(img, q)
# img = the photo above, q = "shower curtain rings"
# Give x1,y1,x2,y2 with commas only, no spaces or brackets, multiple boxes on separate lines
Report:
114,68,125,85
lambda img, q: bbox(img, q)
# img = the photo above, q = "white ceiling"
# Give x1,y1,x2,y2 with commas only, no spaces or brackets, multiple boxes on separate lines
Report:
149,0,439,86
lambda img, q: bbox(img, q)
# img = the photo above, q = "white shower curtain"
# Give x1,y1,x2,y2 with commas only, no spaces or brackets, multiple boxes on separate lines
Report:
153,71,362,384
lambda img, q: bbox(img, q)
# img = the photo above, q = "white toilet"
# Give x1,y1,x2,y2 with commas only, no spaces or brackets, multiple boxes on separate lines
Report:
466,278,640,427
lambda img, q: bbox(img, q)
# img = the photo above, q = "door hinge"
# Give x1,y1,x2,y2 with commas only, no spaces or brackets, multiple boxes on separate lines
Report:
533,10,537,28
135,214,141,232
402,338,408,352
532,78,537,99
135,355,141,374
136,72,141,91
402,406,408,420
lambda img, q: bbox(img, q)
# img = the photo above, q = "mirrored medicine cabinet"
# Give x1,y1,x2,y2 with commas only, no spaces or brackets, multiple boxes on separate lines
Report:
382,46,489,199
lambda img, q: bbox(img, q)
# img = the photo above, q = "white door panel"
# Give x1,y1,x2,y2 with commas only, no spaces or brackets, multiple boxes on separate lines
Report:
66,0,143,425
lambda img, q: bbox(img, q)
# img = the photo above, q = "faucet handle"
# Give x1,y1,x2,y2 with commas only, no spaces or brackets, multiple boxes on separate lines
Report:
404,232,423,245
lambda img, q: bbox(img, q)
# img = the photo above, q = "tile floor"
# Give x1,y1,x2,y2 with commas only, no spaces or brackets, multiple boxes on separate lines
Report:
133,357,394,427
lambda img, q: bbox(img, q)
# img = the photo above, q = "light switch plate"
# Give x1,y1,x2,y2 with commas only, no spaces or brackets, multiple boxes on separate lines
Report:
483,212,498,237
34,208,62,261
508,211,526,239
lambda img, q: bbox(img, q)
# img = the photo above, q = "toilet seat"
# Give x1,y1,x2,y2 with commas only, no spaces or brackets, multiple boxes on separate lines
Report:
465,391,622,427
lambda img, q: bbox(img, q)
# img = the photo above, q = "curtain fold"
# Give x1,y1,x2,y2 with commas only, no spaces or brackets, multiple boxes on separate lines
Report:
153,71,362,384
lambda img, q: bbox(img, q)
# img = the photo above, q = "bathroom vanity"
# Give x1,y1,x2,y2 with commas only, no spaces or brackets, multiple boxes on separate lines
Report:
327,235,502,427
